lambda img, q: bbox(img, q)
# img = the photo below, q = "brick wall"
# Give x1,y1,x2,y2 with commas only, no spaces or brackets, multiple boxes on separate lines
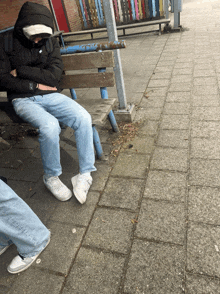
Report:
63,0,82,31
0,0,83,32
0,0,49,31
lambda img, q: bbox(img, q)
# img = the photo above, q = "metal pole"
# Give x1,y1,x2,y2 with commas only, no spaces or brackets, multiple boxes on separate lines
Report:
102,0,127,110
48,0,60,31
173,0,179,29
164,0,169,19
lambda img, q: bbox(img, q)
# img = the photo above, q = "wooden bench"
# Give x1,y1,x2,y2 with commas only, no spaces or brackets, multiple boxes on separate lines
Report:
63,18,170,42
0,50,119,159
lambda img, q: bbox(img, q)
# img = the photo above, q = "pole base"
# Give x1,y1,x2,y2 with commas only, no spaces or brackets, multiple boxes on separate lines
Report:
113,104,136,122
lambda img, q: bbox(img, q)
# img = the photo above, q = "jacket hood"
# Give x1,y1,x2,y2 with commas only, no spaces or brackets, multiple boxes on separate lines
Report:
14,2,54,45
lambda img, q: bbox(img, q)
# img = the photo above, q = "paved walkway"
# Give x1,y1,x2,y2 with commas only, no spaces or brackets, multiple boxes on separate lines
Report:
1,0,220,293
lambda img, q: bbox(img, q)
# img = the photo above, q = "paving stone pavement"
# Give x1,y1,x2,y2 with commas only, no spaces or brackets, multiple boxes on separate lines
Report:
1,0,220,293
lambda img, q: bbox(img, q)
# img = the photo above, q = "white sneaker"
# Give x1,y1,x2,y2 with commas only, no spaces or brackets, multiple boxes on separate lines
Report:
71,173,92,204
43,176,72,201
7,238,50,274
0,244,11,256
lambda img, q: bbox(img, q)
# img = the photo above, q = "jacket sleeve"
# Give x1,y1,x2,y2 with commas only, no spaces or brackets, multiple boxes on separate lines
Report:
0,36,37,93
16,38,63,87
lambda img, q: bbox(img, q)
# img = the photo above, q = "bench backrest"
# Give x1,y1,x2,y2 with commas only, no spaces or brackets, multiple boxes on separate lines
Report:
59,51,115,89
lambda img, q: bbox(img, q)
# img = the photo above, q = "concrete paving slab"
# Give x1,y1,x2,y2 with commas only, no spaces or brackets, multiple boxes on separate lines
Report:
121,136,155,154
187,222,220,277
90,163,112,191
194,64,215,70
150,147,188,172
137,120,159,137
111,153,150,178
124,240,184,294
148,79,170,88
164,103,190,115
191,121,220,138
62,247,125,294
193,85,219,95
99,177,144,210
186,274,220,294
191,138,220,159
169,83,192,92
192,95,220,107
151,72,172,79
7,268,64,294
15,137,39,149
189,159,220,187
83,208,135,254
144,170,186,202
173,68,193,75
134,107,163,121
135,199,185,244
140,96,166,108
160,114,189,130
174,62,193,69
188,186,220,225
9,165,43,183
22,179,59,224
157,129,189,148
0,148,33,169
146,87,168,96
154,66,174,73
193,69,216,77
6,179,34,201
60,148,79,173
171,75,192,83
50,191,100,226
36,222,86,275
166,92,191,103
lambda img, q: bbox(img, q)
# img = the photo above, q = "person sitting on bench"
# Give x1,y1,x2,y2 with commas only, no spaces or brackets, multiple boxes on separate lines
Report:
0,176,50,274
0,1,96,204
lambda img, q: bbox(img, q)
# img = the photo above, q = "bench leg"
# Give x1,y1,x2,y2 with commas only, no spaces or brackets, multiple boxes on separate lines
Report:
70,88,77,100
108,110,119,132
98,67,119,133
92,126,104,159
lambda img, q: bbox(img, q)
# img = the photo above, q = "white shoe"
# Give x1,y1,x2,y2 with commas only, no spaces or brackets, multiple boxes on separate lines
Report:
0,244,11,256
43,176,72,201
71,173,92,204
7,238,50,274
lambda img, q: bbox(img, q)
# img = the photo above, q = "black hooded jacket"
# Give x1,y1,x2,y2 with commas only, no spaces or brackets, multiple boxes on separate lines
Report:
0,1,63,102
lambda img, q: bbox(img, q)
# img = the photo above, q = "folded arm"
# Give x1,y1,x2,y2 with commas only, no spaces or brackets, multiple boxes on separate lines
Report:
16,38,63,88
0,37,63,93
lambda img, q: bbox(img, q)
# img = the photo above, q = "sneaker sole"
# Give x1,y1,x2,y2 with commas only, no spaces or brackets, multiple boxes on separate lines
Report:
7,238,50,274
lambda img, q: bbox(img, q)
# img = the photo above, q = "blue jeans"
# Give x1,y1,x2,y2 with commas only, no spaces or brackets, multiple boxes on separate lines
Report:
12,93,96,177
0,180,50,257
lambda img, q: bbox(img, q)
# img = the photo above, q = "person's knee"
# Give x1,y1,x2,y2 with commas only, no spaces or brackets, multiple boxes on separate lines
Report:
80,110,92,126
39,120,61,138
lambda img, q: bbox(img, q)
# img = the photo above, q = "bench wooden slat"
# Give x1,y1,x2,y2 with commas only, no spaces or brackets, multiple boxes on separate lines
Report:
62,51,114,71
79,98,116,125
60,72,115,89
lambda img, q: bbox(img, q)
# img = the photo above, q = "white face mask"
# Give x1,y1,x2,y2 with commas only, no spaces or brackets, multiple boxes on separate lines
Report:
23,24,53,40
